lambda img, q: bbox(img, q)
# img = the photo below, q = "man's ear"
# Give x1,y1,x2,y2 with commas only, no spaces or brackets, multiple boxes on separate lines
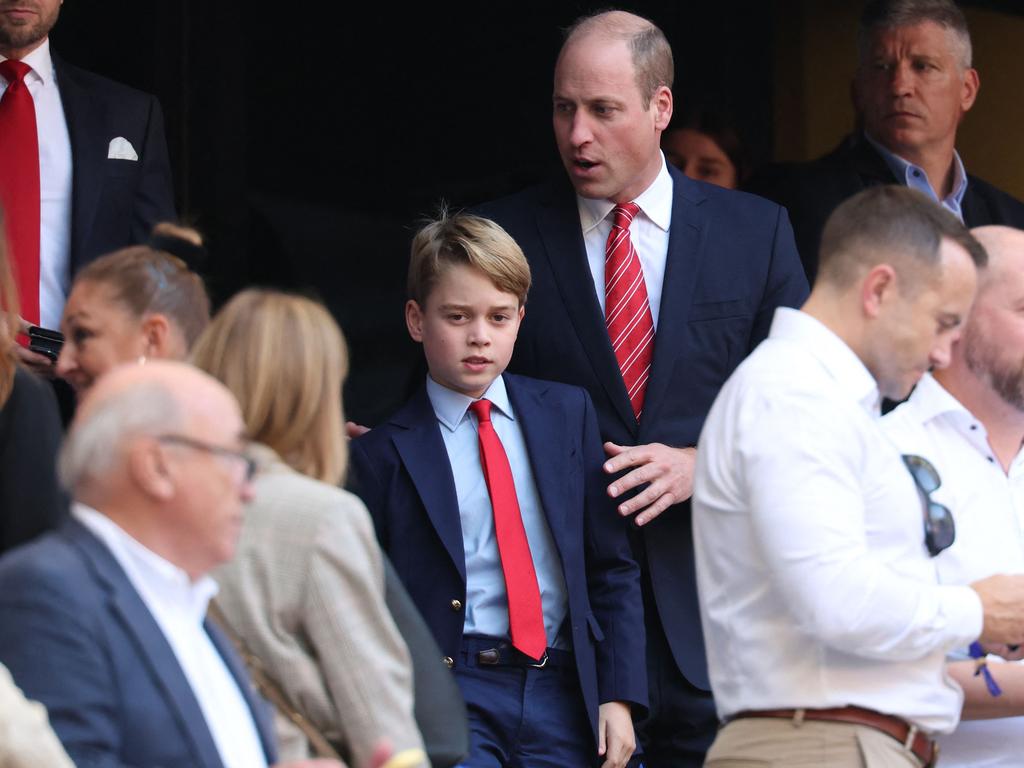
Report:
405,300,425,343
861,263,897,319
652,85,673,131
128,439,175,501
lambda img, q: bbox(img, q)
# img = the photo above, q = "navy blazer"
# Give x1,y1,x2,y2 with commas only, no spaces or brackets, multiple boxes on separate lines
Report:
478,167,810,690
0,518,277,768
746,133,1024,283
351,374,648,742
54,55,176,276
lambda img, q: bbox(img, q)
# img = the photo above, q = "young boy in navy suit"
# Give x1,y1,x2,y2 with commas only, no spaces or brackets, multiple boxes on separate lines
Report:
351,212,647,768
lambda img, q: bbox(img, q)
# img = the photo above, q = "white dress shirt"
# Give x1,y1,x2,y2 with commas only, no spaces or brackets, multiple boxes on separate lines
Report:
0,39,72,329
72,503,268,768
578,153,672,328
427,374,569,647
883,373,1024,766
693,308,983,733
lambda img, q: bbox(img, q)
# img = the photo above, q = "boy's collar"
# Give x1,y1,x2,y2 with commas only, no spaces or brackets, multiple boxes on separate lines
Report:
425,374,514,432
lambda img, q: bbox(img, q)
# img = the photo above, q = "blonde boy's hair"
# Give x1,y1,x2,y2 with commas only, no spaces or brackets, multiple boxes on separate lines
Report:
407,210,531,306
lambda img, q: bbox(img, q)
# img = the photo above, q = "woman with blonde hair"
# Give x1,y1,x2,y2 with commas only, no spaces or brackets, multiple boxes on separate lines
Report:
0,210,66,554
192,289,426,768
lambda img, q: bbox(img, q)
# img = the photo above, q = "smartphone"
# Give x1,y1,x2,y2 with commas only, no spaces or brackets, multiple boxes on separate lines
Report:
27,325,64,362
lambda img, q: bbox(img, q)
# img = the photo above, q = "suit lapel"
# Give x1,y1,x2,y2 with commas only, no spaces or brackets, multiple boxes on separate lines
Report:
850,135,900,187
205,620,278,764
534,183,638,435
63,520,224,768
638,170,705,434
504,375,569,544
54,56,104,274
391,389,467,581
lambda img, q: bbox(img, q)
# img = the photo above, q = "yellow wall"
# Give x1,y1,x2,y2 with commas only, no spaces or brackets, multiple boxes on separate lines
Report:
773,2,1024,199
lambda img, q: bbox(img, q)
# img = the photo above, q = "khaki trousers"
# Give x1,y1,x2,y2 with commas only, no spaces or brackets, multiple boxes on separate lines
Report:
704,717,925,768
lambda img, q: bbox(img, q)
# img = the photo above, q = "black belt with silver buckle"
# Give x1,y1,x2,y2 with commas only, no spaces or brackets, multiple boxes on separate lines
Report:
458,636,572,670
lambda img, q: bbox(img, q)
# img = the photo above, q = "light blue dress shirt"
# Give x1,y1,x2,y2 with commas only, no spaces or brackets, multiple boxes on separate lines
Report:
865,132,968,222
426,374,569,649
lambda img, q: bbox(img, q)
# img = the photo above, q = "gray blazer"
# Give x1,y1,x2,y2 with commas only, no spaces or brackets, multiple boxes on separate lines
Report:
214,445,425,766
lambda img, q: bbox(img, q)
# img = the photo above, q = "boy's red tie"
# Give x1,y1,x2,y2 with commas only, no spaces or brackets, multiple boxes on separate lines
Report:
469,398,547,660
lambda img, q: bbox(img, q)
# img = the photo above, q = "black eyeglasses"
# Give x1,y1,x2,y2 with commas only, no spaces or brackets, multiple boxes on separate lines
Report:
157,434,258,482
902,454,955,557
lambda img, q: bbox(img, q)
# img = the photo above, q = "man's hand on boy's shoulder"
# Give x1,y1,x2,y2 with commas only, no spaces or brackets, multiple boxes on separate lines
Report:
598,701,636,768
603,443,697,526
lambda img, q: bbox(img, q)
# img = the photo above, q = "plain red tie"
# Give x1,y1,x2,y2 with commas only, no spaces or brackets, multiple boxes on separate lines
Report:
0,59,40,325
605,202,655,420
469,398,547,660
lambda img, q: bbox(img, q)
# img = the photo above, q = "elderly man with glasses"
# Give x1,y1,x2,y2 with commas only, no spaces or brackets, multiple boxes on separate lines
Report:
693,189,1024,768
0,361,344,768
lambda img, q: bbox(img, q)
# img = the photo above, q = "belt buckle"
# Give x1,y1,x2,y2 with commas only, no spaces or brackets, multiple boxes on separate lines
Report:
529,651,549,669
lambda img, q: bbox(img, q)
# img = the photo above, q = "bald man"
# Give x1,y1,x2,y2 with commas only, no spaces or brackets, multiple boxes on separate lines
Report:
0,362,338,768
883,226,1024,768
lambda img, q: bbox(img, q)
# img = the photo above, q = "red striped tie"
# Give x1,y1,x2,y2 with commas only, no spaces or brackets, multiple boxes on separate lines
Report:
0,59,41,325
469,398,547,660
605,203,654,420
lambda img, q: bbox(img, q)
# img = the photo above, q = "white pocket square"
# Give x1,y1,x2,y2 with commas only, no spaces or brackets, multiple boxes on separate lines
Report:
107,137,138,161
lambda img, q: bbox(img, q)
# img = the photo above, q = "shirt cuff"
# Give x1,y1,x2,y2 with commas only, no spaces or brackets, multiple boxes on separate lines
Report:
941,584,984,648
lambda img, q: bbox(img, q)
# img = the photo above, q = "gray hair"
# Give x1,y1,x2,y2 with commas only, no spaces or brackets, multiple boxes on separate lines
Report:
58,381,183,494
564,10,674,109
858,0,972,70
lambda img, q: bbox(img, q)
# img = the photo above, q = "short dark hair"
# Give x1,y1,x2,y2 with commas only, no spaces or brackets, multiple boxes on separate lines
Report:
858,0,972,69
818,186,987,291
564,10,674,109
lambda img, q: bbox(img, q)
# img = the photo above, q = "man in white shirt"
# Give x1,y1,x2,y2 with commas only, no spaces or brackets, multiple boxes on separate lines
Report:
693,187,1024,767
882,225,1024,768
0,361,342,768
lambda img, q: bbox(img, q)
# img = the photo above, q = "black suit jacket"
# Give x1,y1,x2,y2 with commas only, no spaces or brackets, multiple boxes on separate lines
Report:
478,167,809,689
54,55,176,276
746,133,1024,283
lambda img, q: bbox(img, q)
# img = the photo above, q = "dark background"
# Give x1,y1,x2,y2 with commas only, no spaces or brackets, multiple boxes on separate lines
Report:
49,0,1017,423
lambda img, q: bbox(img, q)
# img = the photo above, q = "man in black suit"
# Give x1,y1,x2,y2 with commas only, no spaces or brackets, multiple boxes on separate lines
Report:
0,0,175,370
748,0,1024,284
479,10,809,766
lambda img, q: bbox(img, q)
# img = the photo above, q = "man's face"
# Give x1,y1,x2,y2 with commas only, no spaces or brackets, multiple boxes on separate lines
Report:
553,33,672,203
854,21,978,163
963,261,1024,411
869,238,977,400
0,0,61,59
407,263,524,399
163,389,253,576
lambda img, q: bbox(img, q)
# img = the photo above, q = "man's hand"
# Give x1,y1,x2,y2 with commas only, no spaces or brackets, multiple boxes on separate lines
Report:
603,442,696,526
346,421,370,439
971,574,1024,645
15,317,57,378
598,701,636,768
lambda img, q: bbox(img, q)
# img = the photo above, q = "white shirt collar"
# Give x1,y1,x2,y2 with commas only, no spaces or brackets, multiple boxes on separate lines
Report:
0,38,54,87
769,307,881,414
577,152,673,235
72,502,218,625
426,374,514,433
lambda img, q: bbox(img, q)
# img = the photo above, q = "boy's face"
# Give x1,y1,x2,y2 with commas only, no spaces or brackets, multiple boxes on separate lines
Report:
406,263,525,399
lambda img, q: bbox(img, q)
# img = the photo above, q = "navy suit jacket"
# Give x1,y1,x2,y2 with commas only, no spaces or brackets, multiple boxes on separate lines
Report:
478,166,809,690
0,518,277,768
54,55,176,277
351,374,648,742
746,133,1024,283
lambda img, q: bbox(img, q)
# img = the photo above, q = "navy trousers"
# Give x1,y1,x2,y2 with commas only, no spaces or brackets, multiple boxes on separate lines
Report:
454,635,595,767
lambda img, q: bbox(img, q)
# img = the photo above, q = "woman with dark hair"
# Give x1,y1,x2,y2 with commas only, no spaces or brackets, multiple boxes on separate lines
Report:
662,105,751,190
0,210,66,554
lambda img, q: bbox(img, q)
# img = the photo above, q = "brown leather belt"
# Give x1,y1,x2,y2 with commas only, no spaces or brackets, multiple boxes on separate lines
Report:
732,706,937,767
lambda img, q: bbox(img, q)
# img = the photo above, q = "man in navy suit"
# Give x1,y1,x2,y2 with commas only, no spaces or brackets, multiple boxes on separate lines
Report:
0,0,175,370
352,211,646,767
0,362,293,768
478,10,809,766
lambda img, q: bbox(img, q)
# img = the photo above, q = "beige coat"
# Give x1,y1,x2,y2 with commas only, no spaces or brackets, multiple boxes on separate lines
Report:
0,662,74,768
214,445,425,767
